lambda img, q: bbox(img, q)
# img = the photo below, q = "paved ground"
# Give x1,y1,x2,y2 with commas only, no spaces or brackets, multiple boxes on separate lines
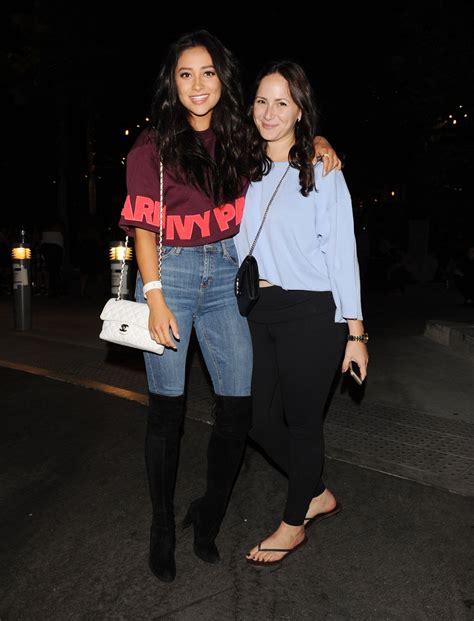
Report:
1,280,473,619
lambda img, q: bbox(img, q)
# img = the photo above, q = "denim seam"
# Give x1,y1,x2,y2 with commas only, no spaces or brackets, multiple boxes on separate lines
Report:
145,352,159,393
195,317,223,394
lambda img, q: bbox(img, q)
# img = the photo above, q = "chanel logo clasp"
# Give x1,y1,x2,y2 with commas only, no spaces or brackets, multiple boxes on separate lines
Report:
119,324,129,332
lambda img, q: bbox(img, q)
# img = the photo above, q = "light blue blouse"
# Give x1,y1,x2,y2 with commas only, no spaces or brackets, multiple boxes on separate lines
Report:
234,162,363,323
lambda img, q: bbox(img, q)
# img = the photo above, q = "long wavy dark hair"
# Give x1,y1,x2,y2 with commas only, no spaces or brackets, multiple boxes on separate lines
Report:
150,30,247,204
246,60,320,196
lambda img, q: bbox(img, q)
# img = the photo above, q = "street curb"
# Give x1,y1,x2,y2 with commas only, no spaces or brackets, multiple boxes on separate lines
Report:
424,319,474,359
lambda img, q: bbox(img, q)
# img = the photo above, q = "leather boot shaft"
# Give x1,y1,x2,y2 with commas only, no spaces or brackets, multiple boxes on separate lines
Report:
145,392,185,527
205,394,252,505
145,392,185,582
183,394,252,562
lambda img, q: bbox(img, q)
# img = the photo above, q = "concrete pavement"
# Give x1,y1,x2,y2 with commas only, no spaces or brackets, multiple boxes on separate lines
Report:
1,280,473,619
1,280,473,495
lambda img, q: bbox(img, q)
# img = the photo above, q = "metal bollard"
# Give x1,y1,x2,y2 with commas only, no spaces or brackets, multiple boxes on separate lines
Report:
109,241,133,300
11,237,32,331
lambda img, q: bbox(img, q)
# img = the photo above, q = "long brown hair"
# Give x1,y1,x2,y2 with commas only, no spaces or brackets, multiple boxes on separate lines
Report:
150,30,247,204
246,60,320,197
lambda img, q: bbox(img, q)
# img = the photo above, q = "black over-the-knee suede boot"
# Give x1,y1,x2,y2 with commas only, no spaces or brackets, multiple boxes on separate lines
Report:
183,395,252,563
146,392,185,582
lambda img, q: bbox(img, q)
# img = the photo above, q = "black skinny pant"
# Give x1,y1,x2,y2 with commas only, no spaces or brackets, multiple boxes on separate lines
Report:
248,287,346,526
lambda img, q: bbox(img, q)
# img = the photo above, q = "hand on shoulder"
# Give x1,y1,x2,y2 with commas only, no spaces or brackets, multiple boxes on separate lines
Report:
313,136,342,176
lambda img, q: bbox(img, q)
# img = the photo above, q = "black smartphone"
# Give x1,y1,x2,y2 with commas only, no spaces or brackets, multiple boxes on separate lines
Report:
349,361,363,386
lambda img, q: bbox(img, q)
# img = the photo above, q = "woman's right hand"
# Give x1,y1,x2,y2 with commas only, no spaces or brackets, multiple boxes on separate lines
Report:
147,292,180,350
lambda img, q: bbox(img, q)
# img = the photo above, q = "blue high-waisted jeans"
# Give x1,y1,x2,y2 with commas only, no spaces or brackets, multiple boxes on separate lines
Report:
135,238,252,398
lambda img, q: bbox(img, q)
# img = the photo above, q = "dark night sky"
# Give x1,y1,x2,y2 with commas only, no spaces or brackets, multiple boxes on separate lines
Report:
2,1,474,241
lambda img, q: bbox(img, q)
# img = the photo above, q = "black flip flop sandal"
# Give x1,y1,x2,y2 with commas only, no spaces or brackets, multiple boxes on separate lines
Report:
246,536,308,567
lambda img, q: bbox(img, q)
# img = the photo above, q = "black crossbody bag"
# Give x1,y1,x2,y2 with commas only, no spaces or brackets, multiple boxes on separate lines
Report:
234,165,290,316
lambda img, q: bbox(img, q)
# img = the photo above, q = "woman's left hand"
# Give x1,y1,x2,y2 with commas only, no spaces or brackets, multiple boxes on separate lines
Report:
313,136,342,176
341,342,369,382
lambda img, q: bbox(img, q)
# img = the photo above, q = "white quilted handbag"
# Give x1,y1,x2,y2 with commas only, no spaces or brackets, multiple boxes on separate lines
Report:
99,160,165,355
99,298,164,354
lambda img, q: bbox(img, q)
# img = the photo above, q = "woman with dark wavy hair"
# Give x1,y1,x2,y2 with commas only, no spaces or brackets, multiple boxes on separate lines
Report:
235,60,368,566
119,32,340,583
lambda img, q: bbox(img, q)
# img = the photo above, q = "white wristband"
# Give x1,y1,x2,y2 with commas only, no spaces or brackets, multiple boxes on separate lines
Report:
143,280,162,299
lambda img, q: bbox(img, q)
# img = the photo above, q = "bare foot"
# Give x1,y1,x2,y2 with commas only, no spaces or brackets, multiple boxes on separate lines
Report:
246,521,305,563
305,488,337,523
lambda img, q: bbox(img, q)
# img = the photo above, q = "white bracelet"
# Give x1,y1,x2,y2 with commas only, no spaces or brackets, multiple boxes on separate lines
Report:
143,280,162,299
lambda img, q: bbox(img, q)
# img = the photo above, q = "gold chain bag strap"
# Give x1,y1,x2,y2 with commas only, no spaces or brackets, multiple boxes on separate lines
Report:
99,161,165,354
